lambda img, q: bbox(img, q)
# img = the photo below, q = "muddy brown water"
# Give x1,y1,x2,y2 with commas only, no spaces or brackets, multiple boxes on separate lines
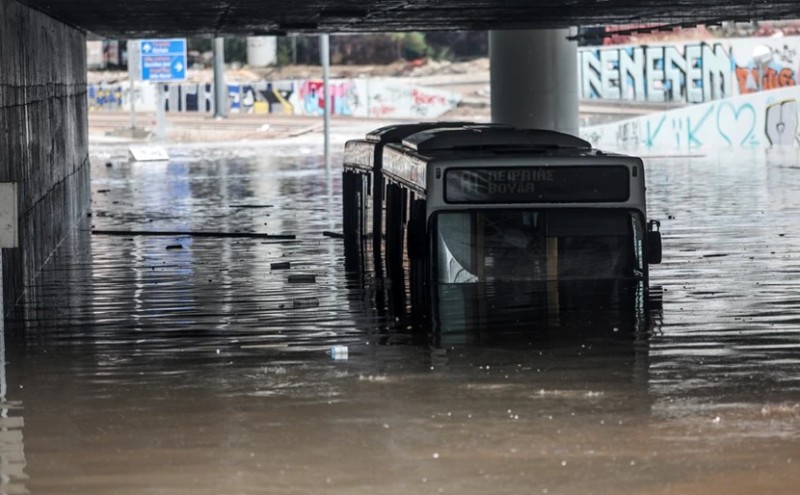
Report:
2,143,799,494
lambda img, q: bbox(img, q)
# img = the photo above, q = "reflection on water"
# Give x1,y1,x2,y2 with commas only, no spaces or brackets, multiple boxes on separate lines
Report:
0,319,26,494
1,144,800,493
432,281,655,347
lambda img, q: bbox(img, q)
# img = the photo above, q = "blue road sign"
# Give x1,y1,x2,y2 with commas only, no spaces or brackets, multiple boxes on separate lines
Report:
140,39,187,82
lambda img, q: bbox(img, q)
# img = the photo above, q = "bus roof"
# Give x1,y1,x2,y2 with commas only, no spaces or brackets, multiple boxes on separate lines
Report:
402,127,591,153
346,122,511,171
365,121,509,144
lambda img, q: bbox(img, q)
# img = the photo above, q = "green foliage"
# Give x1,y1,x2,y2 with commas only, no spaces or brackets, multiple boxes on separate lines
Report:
224,38,247,64
428,44,454,61
187,31,489,67
277,36,319,65
400,32,428,60
185,36,248,65
425,31,488,60
277,37,293,66
187,36,211,53
330,34,398,64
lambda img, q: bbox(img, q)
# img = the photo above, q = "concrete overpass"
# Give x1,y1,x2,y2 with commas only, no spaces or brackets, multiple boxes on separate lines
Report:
2,0,800,311
15,0,800,35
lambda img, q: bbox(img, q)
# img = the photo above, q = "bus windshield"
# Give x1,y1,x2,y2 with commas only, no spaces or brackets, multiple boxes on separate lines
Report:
434,209,644,284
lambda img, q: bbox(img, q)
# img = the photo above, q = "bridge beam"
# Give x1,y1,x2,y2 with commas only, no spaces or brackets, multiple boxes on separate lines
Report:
490,29,579,135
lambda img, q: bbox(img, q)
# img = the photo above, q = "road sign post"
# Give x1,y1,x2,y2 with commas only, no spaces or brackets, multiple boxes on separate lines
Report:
127,40,142,132
139,39,187,141
139,39,187,82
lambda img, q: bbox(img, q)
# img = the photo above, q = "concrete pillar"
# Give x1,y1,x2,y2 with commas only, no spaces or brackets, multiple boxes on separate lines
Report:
213,37,227,118
320,34,331,176
490,29,579,135
246,36,277,67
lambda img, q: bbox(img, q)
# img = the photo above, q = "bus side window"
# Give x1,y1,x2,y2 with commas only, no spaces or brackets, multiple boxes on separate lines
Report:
342,171,363,271
385,183,404,278
408,199,426,260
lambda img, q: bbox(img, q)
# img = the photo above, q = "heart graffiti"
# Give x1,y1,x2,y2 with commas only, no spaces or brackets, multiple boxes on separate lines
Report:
716,102,757,146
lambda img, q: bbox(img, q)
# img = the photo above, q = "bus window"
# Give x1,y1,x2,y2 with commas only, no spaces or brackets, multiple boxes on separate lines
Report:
477,210,544,282
547,210,636,281
433,209,643,284
437,213,478,283
435,210,545,283
556,235,628,280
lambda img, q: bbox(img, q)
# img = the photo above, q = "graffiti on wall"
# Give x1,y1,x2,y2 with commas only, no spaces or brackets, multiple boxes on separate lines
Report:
297,80,358,116
228,83,296,114
579,36,800,104
157,83,296,114
363,81,459,119
88,85,124,111
580,87,800,149
765,99,798,145
88,78,460,119
582,102,758,148
733,43,798,94
580,43,732,103
262,82,295,114
160,84,213,112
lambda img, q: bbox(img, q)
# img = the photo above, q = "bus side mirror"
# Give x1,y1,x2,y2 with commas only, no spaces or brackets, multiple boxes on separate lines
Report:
647,220,662,265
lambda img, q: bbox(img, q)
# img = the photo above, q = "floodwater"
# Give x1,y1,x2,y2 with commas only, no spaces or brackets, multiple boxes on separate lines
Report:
2,141,800,494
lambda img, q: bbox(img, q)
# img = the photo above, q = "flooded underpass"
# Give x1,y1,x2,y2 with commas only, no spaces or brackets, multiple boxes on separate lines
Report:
2,141,800,494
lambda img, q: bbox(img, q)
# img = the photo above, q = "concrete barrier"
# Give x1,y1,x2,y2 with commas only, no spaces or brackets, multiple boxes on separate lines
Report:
88,78,462,119
581,86,800,150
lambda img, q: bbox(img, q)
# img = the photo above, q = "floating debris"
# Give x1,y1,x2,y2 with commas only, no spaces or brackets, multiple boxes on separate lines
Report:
91,229,295,240
293,297,320,309
330,345,349,360
129,145,169,161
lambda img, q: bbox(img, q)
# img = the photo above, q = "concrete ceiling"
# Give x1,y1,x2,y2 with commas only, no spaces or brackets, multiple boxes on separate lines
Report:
18,0,800,37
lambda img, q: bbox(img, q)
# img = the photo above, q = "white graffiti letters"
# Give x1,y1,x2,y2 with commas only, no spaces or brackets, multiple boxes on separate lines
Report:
580,42,732,103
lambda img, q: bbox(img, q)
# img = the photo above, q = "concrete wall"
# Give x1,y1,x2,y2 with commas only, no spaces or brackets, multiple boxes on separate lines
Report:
579,36,800,104
581,86,800,150
88,78,462,119
1,0,89,313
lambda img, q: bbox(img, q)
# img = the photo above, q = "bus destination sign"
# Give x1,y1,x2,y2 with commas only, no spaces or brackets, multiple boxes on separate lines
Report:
445,166,630,203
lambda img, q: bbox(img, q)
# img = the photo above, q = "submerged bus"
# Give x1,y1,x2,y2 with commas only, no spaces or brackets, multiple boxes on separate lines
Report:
343,123,662,338
342,121,505,274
